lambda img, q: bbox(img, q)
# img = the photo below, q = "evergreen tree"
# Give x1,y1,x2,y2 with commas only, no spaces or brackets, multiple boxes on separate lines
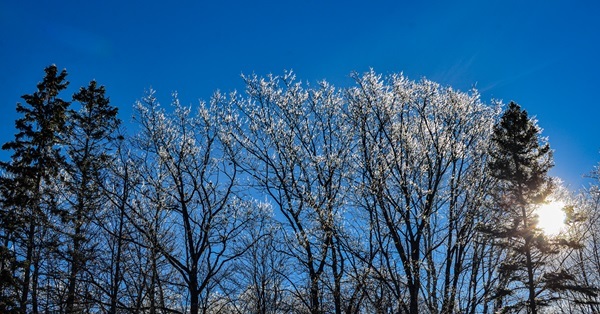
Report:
485,102,596,313
0,65,70,313
62,80,120,312
0,244,22,313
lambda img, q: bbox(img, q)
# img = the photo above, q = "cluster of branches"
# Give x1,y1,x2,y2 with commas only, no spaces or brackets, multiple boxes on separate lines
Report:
0,66,598,314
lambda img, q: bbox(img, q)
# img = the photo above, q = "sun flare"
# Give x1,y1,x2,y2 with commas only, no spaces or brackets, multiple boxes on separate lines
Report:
536,200,566,236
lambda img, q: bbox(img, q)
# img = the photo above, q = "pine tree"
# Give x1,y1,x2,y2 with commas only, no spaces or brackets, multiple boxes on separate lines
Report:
62,80,120,312
0,65,70,313
485,102,596,313
0,244,22,313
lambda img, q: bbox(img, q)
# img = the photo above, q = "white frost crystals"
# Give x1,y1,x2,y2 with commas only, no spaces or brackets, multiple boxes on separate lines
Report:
113,69,577,313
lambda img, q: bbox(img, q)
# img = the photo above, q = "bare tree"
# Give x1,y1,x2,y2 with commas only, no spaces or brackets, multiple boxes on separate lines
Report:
225,72,355,314
129,90,260,314
347,70,497,314
220,207,290,314
88,133,166,313
556,168,600,313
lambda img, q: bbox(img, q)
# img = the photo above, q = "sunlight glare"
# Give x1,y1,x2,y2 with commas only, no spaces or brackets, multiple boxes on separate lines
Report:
536,200,566,236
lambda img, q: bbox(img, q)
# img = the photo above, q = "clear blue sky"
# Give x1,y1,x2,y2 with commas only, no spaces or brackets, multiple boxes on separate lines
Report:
1,0,599,189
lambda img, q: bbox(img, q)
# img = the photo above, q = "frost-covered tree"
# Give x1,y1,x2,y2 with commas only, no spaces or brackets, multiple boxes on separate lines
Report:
220,209,290,314
555,166,600,313
226,72,354,314
347,70,497,314
130,90,261,314
89,135,146,313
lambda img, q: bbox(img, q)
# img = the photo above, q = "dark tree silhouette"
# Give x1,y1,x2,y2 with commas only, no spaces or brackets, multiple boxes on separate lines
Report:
3,66,600,313
485,102,596,313
61,80,120,312
0,65,70,313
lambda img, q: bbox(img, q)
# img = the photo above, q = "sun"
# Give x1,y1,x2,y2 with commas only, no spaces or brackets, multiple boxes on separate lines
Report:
535,200,566,236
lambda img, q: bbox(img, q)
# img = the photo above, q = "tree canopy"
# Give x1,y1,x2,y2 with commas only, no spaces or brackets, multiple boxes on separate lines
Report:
0,66,598,314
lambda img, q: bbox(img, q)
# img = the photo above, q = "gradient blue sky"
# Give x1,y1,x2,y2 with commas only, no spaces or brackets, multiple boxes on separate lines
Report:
1,1,599,189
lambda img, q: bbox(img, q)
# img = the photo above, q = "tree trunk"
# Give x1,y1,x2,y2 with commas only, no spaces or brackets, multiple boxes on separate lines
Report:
66,219,82,312
190,290,199,314
109,210,124,314
19,220,36,313
525,241,537,314
310,275,321,314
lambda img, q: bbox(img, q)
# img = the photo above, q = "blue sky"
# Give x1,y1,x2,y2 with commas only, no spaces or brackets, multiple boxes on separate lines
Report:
1,1,599,189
